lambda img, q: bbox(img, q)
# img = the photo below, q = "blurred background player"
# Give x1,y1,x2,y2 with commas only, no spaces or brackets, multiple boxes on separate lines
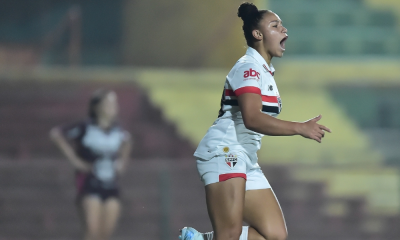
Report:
50,89,132,240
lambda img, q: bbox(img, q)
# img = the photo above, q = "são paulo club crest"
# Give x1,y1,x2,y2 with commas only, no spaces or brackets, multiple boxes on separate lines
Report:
225,153,238,168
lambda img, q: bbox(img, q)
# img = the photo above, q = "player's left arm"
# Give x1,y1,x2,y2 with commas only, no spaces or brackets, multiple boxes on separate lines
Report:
239,93,331,143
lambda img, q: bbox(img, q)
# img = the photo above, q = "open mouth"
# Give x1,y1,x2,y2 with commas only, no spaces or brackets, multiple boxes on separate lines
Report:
280,36,288,50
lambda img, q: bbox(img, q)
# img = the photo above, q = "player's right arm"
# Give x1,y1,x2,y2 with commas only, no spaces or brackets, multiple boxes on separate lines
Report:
238,93,331,143
49,124,91,171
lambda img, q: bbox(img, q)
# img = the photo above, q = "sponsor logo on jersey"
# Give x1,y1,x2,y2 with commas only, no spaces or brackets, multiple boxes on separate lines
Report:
268,85,273,91
225,153,238,168
243,68,260,80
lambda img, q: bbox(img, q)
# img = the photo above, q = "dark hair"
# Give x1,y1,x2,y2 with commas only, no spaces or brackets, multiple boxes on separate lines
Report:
237,2,270,47
88,89,112,121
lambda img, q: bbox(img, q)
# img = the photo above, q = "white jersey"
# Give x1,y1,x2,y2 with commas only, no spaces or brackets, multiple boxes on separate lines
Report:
194,47,282,165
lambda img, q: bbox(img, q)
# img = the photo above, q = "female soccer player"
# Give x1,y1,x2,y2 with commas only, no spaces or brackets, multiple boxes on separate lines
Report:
50,89,132,240
179,2,331,240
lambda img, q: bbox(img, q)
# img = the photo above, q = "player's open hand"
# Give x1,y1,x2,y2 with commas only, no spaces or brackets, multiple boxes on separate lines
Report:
298,115,331,143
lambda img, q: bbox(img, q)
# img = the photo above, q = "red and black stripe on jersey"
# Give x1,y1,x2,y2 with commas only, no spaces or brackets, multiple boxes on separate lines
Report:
218,86,280,117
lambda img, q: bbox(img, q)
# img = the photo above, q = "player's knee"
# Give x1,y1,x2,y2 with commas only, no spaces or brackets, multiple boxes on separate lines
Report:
216,224,243,240
255,223,287,240
264,229,287,240
225,227,242,240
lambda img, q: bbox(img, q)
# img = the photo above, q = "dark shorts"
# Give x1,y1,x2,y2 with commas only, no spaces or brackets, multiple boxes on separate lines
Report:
75,172,119,202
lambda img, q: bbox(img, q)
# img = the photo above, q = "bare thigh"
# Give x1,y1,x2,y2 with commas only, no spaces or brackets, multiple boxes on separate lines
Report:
82,196,103,239
205,178,246,240
101,197,121,239
244,189,287,240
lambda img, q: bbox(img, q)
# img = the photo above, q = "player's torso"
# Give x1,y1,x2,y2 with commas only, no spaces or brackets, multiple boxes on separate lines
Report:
220,56,282,119
81,124,124,157
194,48,282,162
76,123,125,184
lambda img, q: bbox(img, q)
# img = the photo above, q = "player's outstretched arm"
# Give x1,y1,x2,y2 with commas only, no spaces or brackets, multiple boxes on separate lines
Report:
238,93,331,143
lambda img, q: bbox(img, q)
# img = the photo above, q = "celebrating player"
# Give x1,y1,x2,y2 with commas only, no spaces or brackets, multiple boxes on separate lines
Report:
50,89,132,240
179,2,331,240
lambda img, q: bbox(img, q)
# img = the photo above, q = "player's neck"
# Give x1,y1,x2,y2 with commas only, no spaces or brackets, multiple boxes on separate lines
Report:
252,45,272,66
97,117,113,130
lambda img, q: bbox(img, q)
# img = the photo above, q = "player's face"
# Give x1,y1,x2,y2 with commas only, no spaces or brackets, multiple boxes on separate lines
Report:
97,91,119,121
259,12,288,58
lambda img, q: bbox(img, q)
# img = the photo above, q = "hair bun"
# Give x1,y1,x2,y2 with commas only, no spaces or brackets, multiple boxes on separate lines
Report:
237,2,259,22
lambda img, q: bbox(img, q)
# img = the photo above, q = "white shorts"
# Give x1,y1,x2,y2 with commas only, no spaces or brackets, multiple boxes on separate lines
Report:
196,151,271,191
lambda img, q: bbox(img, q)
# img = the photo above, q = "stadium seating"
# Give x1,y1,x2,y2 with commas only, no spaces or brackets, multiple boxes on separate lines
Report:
0,66,398,239
0,80,194,160
1,160,399,240
269,0,400,55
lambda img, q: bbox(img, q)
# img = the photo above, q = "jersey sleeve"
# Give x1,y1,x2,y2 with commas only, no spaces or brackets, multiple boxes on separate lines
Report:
228,63,262,96
61,121,86,141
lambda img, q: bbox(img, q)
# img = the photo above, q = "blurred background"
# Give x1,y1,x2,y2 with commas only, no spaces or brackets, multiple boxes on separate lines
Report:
0,0,400,239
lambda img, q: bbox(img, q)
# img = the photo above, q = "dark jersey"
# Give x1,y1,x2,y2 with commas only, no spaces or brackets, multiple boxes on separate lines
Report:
62,120,128,190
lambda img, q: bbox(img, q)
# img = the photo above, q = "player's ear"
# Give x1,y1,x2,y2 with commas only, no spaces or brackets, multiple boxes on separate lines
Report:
252,29,263,41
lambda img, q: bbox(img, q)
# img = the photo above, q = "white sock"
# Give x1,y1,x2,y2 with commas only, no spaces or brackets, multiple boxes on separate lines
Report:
203,231,213,240
239,226,249,240
202,226,249,240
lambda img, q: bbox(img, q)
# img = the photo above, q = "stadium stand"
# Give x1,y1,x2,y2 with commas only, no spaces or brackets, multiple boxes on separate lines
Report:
269,0,400,55
0,66,398,239
0,79,195,160
1,160,399,240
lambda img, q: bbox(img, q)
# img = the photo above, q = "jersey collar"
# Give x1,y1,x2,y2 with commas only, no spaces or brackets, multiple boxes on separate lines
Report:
246,47,275,76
